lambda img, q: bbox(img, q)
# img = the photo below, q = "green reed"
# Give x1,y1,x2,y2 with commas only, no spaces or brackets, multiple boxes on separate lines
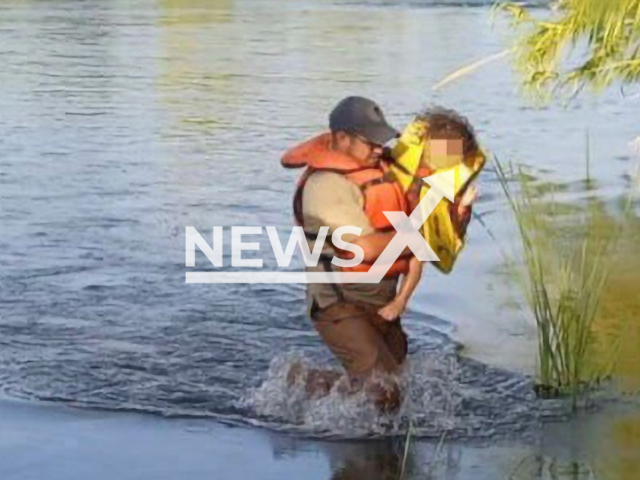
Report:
495,159,613,408
398,421,413,480
397,424,446,480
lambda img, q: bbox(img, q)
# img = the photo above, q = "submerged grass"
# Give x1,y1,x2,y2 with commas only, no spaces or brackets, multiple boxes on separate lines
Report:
398,422,413,480
396,426,446,480
495,159,621,408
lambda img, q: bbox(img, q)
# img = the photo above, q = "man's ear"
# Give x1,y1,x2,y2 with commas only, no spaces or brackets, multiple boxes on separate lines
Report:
380,146,394,162
330,131,341,149
331,131,348,149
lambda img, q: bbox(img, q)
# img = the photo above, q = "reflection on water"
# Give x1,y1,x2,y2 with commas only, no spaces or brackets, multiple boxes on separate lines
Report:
158,0,234,25
508,456,596,479
597,217,640,393
599,415,640,480
264,406,640,479
157,0,238,132
327,441,404,480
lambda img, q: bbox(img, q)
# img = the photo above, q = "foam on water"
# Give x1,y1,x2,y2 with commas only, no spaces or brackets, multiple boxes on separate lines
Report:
244,349,562,439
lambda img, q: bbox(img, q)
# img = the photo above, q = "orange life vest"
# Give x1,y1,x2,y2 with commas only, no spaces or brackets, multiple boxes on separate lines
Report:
281,133,410,277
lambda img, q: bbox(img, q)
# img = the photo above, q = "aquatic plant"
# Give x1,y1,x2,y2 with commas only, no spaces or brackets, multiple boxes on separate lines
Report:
398,421,413,479
508,454,597,479
396,426,446,480
495,159,614,407
498,0,640,100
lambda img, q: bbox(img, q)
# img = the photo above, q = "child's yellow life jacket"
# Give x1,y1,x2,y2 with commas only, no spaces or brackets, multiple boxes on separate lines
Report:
389,121,486,274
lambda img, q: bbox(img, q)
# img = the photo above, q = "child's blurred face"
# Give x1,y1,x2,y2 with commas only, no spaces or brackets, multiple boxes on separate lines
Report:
430,137,463,156
423,137,464,168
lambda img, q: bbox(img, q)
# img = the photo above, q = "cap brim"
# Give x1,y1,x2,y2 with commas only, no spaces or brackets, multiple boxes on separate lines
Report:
367,123,400,145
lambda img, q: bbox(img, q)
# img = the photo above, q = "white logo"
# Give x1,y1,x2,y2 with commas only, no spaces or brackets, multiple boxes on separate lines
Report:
185,172,454,284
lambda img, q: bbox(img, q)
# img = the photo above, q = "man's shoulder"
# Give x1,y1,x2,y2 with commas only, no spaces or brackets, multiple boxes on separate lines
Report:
306,170,351,185
304,171,361,196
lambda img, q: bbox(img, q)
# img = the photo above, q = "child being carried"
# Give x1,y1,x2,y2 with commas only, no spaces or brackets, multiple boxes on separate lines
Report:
379,107,486,321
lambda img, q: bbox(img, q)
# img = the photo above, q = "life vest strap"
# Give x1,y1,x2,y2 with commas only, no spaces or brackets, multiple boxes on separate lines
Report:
319,257,344,301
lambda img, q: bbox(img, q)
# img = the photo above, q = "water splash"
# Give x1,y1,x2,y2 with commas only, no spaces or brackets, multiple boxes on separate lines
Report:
244,349,549,439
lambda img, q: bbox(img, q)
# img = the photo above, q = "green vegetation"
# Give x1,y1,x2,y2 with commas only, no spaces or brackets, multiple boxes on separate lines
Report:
495,159,626,408
498,0,640,99
398,423,413,480
396,425,446,480
495,1,640,400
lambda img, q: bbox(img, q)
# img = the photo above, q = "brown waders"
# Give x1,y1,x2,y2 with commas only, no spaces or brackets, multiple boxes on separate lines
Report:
307,278,408,412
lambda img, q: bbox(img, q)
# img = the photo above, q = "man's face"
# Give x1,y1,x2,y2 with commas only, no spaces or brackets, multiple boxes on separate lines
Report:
334,132,383,167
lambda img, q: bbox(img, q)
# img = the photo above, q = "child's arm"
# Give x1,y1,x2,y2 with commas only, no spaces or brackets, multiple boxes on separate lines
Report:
378,256,424,321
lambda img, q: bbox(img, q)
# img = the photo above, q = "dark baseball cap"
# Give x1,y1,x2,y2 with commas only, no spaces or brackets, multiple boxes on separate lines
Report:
329,96,399,145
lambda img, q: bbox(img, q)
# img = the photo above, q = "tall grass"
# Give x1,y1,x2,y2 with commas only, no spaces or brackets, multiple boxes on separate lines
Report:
495,159,613,408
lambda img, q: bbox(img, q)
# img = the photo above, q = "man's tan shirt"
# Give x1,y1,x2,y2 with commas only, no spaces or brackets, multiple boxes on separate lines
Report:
301,171,398,315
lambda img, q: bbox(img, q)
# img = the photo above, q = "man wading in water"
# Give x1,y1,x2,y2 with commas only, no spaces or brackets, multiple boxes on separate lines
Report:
281,97,421,411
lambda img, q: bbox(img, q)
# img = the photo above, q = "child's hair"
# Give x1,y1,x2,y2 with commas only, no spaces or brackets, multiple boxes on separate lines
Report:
416,106,479,156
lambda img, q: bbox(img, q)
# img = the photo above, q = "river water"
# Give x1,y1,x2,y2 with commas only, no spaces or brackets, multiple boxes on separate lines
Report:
0,0,639,477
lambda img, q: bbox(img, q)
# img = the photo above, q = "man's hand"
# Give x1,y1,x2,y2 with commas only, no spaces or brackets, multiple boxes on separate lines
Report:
405,167,432,213
378,298,407,322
